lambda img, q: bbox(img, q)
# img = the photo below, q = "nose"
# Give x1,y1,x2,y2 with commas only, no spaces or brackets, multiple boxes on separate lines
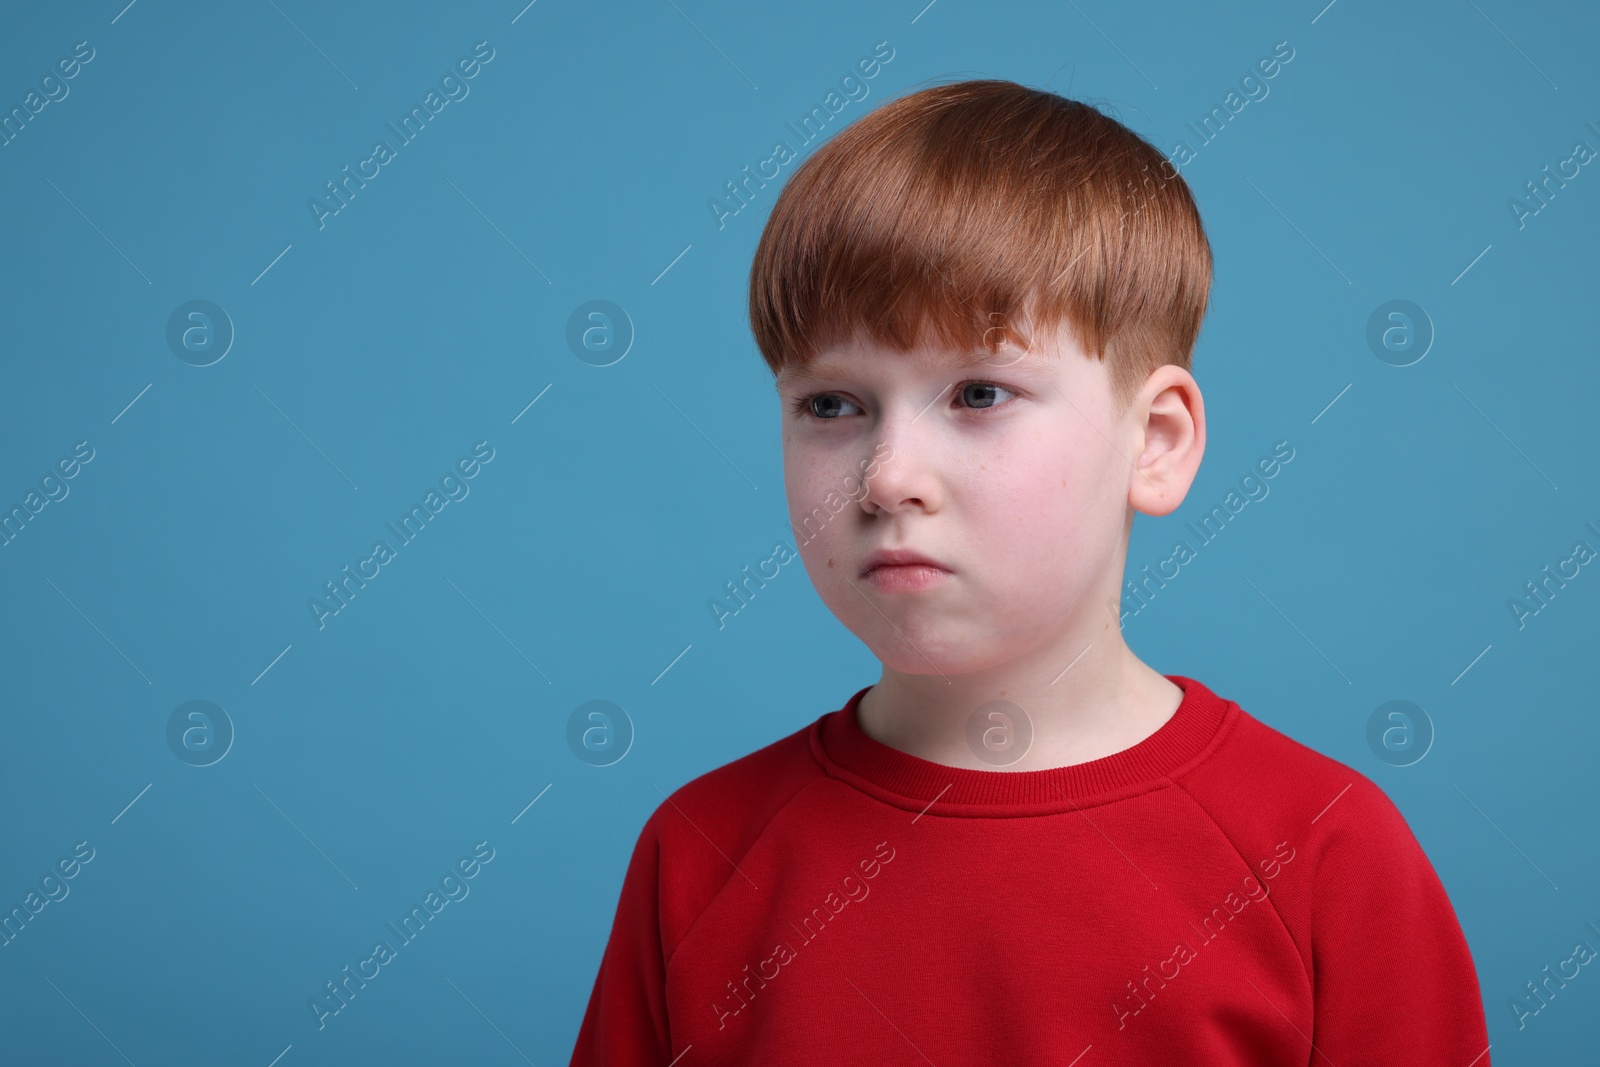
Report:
857,408,943,516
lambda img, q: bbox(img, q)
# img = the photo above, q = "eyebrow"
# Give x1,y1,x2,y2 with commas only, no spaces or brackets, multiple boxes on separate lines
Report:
783,347,1045,385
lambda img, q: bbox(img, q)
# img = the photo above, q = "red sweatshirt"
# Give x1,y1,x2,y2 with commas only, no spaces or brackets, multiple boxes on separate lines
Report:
570,675,1490,1065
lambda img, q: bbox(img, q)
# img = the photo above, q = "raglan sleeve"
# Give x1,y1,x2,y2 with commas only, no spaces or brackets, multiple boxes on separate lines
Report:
569,809,672,1066
1307,778,1491,1065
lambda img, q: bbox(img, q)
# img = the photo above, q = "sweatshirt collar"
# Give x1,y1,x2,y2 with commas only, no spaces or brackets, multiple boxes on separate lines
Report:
809,674,1236,816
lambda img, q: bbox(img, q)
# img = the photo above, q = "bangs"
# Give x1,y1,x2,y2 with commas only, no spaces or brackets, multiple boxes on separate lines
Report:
748,80,1212,412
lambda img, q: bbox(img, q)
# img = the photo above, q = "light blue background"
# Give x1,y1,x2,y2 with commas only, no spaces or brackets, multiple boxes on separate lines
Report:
1,0,1596,1062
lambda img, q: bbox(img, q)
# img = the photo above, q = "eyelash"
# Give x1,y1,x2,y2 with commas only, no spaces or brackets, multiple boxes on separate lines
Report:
789,379,1019,420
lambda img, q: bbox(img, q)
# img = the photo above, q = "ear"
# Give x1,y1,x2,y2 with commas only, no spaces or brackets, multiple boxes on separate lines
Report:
1127,365,1205,518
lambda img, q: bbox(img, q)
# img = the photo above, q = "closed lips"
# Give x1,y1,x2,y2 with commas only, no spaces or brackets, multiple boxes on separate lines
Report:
861,550,948,576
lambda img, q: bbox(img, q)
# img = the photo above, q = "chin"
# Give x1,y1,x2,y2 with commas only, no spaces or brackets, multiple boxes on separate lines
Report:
861,625,997,676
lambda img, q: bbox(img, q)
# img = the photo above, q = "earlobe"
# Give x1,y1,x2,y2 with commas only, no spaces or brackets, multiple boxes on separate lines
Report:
1127,368,1204,518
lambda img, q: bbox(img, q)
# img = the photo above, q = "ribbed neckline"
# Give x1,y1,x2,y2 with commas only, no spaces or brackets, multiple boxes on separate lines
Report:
808,674,1237,817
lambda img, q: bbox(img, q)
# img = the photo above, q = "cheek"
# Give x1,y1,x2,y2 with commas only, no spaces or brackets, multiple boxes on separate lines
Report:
784,456,849,563
980,447,1118,571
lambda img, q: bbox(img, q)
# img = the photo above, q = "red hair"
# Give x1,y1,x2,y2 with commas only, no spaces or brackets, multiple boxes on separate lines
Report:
749,79,1212,414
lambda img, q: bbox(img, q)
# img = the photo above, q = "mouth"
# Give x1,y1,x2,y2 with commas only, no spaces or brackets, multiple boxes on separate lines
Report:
861,562,950,594
860,548,950,579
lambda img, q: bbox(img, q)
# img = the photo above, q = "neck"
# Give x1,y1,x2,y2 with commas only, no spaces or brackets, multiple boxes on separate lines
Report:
855,629,1182,772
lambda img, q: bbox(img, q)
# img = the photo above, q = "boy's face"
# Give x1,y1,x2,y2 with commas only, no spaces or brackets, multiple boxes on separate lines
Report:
778,320,1169,676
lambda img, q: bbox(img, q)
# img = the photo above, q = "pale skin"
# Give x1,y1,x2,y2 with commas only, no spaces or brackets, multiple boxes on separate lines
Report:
776,316,1206,772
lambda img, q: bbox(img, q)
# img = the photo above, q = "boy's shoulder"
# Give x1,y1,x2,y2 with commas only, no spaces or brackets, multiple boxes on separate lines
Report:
645,714,825,844
632,712,829,960
1183,686,1432,874
1189,687,1482,1034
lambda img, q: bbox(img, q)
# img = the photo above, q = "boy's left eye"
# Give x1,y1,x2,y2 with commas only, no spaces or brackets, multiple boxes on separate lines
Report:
954,381,1015,410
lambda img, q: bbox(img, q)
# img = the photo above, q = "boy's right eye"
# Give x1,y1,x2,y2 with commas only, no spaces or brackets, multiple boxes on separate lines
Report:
790,392,862,419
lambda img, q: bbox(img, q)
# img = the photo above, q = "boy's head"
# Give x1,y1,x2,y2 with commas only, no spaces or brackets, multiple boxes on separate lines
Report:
750,79,1212,676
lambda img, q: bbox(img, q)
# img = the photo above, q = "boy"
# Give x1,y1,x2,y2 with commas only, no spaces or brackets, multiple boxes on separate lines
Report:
570,80,1490,1064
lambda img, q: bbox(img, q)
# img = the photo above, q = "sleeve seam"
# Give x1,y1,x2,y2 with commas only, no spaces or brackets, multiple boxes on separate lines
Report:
1170,777,1316,994
661,771,830,973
